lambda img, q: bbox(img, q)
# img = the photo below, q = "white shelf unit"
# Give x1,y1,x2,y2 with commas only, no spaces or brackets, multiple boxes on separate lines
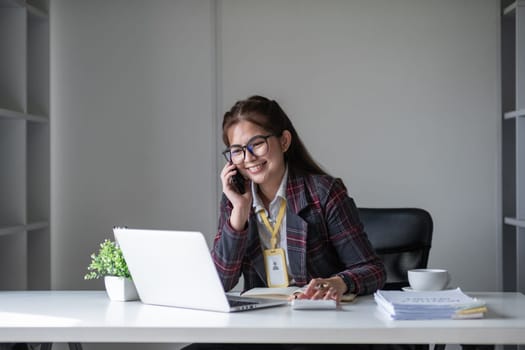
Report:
502,0,525,305
0,0,49,290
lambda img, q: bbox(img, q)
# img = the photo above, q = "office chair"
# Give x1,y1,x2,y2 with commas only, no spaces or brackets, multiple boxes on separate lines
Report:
358,207,433,291
358,207,436,350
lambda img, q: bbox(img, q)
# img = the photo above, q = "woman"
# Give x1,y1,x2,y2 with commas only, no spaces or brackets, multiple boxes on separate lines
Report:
184,96,386,350
214,95,385,302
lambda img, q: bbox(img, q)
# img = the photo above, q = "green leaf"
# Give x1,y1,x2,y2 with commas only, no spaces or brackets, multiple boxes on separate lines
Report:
84,239,132,280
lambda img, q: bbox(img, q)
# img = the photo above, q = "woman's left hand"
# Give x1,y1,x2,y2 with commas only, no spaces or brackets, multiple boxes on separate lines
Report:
293,277,348,303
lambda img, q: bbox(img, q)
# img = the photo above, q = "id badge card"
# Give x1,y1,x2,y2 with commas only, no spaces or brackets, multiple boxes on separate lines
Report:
263,248,289,288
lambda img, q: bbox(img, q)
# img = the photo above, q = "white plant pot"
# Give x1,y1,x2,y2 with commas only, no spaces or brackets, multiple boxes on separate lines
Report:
104,276,139,301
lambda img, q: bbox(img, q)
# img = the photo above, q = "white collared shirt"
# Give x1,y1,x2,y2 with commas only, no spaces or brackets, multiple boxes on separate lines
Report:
252,167,290,268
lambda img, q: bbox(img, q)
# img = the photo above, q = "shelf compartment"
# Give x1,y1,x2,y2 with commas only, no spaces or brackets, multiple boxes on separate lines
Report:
26,3,48,117
518,1,525,110
0,5,26,112
0,229,27,289
0,119,26,227
27,226,49,289
503,118,516,217
519,227,525,292
503,223,517,291
27,122,49,223
517,117,525,218
502,6,516,113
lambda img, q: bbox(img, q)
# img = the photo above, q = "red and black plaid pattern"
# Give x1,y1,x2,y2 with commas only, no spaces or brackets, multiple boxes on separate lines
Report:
212,173,386,295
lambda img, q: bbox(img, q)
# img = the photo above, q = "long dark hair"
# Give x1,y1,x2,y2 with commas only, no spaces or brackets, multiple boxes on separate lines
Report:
222,95,327,176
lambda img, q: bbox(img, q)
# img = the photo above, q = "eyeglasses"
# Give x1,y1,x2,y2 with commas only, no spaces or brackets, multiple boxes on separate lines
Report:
222,134,276,164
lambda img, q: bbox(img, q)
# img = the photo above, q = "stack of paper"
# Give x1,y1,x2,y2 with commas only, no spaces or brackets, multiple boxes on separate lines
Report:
374,288,487,320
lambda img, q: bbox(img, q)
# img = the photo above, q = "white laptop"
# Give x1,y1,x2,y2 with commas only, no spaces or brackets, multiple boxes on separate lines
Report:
113,227,287,312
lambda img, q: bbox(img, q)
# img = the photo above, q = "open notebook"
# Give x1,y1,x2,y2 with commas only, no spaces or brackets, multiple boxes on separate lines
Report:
113,228,287,312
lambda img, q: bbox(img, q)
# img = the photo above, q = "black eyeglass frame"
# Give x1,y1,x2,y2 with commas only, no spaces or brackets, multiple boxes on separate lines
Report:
222,134,277,163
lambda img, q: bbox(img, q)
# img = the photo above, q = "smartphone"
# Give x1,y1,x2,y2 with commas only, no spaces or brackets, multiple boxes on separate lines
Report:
231,168,246,194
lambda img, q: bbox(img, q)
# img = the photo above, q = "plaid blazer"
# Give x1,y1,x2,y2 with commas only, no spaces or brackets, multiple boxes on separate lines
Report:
212,172,386,295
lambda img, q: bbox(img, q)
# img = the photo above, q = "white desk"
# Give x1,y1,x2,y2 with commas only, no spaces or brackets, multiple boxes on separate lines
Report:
0,291,524,345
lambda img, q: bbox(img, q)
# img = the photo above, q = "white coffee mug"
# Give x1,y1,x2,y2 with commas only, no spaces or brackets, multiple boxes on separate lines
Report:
408,268,450,291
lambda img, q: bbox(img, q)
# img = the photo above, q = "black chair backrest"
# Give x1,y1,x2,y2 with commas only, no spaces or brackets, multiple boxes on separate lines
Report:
358,208,433,290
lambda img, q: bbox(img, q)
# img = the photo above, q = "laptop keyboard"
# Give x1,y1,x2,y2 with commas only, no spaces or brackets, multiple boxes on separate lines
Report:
228,298,258,307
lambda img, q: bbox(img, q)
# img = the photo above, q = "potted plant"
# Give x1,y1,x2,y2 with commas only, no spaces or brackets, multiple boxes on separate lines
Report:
84,239,139,301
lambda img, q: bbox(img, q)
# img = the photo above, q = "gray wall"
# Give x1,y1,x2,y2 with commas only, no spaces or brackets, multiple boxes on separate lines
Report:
219,0,501,291
51,0,500,295
51,0,217,291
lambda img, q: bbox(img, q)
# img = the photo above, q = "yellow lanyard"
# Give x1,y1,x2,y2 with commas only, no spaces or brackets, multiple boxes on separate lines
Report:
259,199,286,249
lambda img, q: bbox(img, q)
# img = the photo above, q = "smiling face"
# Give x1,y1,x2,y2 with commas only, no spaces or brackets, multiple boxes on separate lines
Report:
226,119,290,188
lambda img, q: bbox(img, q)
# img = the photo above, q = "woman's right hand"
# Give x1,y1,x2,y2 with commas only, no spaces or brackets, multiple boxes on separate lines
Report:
220,162,252,231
